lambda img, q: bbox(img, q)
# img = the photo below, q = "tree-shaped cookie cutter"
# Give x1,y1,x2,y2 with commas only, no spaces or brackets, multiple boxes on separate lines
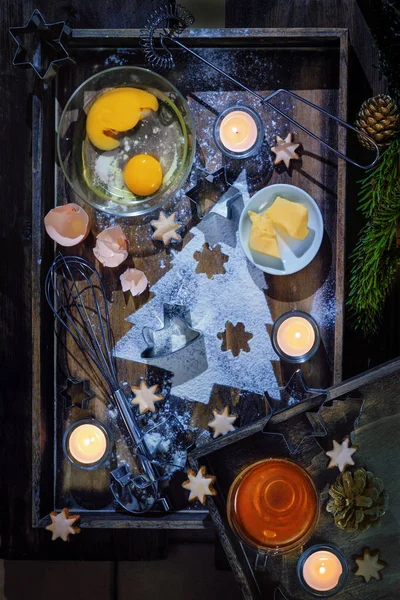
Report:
9,9,74,81
185,166,242,220
141,303,202,359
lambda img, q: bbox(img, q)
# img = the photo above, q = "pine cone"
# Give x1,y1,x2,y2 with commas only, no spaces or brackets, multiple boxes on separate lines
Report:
326,468,388,532
355,94,399,150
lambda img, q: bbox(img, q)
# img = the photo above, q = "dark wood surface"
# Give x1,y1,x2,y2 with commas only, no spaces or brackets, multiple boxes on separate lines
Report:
32,28,347,531
1,0,399,564
191,361,400,600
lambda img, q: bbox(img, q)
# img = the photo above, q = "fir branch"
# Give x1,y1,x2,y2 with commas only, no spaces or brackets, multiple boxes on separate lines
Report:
357,138,400,217
348,140,400,335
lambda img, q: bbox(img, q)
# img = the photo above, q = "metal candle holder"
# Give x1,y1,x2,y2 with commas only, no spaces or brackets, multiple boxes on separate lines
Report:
213,104,265,159
63,418,113,471
140,3,380,170
297,544,349,598
271,310,321,364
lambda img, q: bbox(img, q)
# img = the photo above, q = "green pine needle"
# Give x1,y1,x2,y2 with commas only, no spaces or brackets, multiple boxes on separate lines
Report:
348,139,400,335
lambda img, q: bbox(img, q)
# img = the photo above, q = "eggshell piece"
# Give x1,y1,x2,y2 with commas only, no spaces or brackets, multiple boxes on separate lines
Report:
93,225,129,268
120,268,148,297
44,204,90,247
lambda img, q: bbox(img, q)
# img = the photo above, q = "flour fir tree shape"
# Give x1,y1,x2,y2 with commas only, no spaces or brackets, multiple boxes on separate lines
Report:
113,172,279,404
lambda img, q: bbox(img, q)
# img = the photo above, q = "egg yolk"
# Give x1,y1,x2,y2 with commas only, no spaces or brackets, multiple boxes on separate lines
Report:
86,88,159,151
124,154,163,196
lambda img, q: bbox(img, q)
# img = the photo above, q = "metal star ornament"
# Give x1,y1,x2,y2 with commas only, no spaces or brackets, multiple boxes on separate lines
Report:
9,9,73,81
271,133,300,168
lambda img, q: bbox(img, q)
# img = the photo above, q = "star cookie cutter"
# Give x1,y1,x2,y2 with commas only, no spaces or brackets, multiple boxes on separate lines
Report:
141,303,202,359
262,370,328,454
9,9,74,81
59,377,95,410
185,166,242,220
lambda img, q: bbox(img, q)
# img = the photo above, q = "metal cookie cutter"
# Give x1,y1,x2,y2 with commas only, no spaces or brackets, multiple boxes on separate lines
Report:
262,370,328,454
111,413,194,513
9,9,74,81
60,376,95,410
141,303,202,359
185,166,242,221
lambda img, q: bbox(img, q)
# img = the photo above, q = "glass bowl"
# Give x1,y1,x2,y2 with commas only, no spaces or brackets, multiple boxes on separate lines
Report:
57,67,196,216
226,458,319,557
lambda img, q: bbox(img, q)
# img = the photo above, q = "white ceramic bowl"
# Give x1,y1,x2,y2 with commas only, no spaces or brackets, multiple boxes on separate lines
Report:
239,183,324,276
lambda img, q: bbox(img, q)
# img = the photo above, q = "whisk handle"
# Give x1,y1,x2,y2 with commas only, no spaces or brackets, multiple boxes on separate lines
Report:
113,389,143,446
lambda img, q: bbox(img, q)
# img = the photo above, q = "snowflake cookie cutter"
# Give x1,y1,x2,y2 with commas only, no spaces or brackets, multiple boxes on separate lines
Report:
141,303,203,359
59,376,95,410
9,9,74,81
185,166,242,220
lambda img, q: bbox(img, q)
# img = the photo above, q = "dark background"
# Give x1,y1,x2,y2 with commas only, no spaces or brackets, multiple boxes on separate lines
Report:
0,0,398,597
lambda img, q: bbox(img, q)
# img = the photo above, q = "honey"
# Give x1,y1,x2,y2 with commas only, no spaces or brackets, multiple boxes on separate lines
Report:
227,459,318,554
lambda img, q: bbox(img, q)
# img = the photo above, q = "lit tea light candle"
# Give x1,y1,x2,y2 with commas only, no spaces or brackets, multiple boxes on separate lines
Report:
64,419,111,469
303,551,343,591
271,310,320,363
220,111,257,152
297,545,349,597
214,105,264,159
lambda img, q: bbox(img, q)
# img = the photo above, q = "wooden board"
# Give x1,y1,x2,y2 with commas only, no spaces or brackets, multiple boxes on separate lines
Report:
31,28,348,529
189,358,400,600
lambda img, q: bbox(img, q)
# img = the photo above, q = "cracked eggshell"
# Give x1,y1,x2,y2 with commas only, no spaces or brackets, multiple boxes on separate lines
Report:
44,204,90,247
120,268,148,297
93,225,128,267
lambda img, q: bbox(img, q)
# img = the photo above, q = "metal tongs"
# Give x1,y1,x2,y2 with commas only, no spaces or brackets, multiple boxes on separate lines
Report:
140,3,379,169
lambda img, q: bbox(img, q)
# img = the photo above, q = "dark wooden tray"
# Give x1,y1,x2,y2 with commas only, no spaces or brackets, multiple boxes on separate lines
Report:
189,358,400,600
32,28,348,529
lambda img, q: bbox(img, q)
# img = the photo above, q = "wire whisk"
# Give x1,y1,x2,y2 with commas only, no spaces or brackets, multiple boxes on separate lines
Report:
139,3,380,170
45,254,168,512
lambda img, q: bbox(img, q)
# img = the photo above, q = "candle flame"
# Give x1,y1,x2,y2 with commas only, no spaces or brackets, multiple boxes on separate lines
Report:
232,127,239,134
319,565,326,575
83,436,96,446
295,331,301,339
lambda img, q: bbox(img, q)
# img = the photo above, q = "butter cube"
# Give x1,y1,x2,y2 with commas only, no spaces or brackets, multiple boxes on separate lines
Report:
248,211,280,259
265,196,309,240
248,211,275,236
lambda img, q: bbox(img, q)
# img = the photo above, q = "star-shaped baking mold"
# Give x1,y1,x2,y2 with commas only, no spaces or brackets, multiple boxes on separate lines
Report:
151,211,183,246
271,133,300,168
326,437,357,472
46,508,80,542
182,466,216,504
60,377,95,410
131,380,164,414
9,9,73,81
185,166,241,220
355,548,386,582
208,406,237,438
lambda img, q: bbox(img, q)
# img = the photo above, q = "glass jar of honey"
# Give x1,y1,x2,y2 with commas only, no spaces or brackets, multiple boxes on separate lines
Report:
227,458,319,559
